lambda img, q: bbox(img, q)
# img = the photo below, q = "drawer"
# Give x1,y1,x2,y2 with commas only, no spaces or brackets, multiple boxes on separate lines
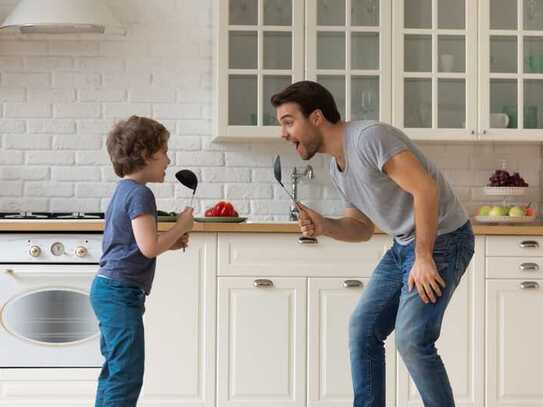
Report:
486,256,543,279
217,233,390,277
486,236,543,257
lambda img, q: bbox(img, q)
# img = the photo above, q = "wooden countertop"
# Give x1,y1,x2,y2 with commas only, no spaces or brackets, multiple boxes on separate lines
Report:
1,219,543,235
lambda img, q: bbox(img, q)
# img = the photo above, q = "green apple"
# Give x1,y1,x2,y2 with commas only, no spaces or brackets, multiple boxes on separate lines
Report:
489,206,507,217
508,206,525,217
478,205,492,216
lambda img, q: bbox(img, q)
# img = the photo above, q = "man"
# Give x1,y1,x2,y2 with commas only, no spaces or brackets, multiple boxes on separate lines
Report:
271,81,474,407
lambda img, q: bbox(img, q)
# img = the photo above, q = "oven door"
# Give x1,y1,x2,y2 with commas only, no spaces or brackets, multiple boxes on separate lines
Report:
0,264,102,368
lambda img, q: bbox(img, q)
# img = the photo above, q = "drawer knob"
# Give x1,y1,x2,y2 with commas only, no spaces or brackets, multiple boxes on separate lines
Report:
520,262,540,272
520,281,540,289
343,280,363,288
298,236,318,245
520,240,539,248
253,279,274,288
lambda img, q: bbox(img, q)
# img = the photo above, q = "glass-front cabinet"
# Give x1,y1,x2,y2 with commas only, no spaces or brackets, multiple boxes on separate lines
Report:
306,0,392,123
392,0,478,140
480,0,543,140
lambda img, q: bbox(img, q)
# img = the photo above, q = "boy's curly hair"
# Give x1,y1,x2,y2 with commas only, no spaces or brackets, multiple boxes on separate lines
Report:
106,116,170,177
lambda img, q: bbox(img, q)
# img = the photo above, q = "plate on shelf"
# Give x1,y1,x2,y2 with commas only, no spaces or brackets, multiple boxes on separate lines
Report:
484,186,528,196
474,215,536,224
194,217,247,223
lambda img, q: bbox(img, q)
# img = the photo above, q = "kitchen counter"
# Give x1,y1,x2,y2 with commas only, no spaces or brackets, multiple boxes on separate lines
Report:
2,219,543,235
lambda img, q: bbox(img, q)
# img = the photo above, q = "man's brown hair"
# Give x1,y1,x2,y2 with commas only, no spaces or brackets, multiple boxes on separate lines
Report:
106,116,169,177
270,81,341,123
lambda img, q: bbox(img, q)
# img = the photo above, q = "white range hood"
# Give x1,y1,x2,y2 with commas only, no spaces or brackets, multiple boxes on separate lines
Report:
0,0,124,34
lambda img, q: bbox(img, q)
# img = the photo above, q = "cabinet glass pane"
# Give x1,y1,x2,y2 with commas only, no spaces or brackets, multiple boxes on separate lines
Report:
438,36,465,72
405,78,432,128
351,0,379,26
405,35,432,72
317,0,345,25
490,36,517,73
352,32,379,70
263,76,291,125
524,80,543,128
317,76,345,118
352,76,379,120
229,75,257,125
490,0,517,30
438,79,465,128
229,0,258,25
263,32,292,69
405,0,432,29
524,0,543,30
524,37,543,73
317,32,346,69
229,31,257,69
490,79,517,128
264,0,292,26
438,0,465,29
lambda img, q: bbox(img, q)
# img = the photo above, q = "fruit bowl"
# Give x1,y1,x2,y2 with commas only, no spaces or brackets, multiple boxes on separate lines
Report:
484,186,528,196
474,215,537,224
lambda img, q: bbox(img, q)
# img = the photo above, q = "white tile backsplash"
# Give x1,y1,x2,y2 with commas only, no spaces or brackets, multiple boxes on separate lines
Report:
0,0,541,220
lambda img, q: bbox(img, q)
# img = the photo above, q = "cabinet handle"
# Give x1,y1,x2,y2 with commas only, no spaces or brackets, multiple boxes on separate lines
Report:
520,281,540,289
520,262,540,272
470,130,475,135
253,279,274,288
343,280,363,288
298,236,319,245
482,129,487,135
520,240,539,248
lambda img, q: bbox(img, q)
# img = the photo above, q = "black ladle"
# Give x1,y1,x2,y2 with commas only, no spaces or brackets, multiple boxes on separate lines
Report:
175,169,198,208
273,155,300,209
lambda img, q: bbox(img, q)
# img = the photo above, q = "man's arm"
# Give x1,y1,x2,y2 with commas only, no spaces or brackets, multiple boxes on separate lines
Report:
298,204,374,242
383,150,445,303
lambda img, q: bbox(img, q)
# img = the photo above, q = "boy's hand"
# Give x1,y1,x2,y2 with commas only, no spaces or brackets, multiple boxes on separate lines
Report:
170,233,189,250
298,203,326,237
177,207,194,232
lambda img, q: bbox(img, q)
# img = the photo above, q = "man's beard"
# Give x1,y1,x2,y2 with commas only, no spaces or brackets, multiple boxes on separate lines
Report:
300,133,322,160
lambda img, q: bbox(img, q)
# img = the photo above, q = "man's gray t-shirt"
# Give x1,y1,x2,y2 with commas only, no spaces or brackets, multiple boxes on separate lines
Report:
99,179,157,294
329,121,467,245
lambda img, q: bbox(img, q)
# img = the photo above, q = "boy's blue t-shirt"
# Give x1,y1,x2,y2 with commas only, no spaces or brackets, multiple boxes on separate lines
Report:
99,179,157,294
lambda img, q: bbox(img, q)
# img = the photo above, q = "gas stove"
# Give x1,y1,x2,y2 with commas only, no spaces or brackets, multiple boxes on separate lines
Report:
0,212,105,220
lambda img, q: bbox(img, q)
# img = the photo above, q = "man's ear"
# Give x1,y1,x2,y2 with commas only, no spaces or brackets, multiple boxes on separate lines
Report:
310,109,323,126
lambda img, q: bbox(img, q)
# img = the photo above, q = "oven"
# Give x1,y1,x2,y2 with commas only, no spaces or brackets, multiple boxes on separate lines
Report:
0,232,103,368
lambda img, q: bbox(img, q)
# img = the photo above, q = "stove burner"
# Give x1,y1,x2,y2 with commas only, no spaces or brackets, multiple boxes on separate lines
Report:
0,212,105,220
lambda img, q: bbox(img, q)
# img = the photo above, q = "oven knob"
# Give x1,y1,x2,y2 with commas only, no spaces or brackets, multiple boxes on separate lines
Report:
28,245,41,257
50,242,65,256
75,246,88,258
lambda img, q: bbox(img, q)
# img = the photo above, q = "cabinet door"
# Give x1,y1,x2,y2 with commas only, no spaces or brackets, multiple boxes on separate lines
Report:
216,0,304,141
393,0,477,140
479,0,543,140
308,277,396,407
140,233,217,407
217,277,306,407
397,236,484,407
486,279,543,406
306,0,392,122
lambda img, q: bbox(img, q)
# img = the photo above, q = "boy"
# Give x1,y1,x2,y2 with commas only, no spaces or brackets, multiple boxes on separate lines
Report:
90,116,194,407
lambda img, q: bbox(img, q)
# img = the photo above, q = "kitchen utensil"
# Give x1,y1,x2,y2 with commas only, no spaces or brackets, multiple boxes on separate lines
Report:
273,155,300,209
175,169,198,208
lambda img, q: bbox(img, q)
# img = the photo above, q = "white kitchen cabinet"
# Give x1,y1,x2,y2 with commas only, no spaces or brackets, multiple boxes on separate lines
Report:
397,236,485,407
486,278,543,406
307,277,396,407
140,233,217,407
392,0,478,140
217,276,307,407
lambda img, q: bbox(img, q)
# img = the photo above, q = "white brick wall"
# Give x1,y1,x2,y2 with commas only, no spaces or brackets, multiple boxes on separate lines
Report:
0,0,541,221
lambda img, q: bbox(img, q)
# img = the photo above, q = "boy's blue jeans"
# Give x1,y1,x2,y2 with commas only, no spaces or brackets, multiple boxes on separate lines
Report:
349,222,475,407
90,276,146,407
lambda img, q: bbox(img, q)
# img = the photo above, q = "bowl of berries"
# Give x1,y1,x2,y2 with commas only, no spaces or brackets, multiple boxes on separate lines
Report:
484,168,529,195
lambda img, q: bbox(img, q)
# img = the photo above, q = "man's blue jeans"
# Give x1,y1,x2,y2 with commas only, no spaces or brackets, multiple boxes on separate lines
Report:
90,276,146,407
349,222,475,407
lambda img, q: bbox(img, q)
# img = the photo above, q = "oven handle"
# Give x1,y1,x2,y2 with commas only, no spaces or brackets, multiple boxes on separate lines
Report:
4,266,98,277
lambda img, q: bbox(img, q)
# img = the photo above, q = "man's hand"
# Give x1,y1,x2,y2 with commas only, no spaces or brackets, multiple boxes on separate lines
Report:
408,256,446,304
298,203,326,237
170,233,189,250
